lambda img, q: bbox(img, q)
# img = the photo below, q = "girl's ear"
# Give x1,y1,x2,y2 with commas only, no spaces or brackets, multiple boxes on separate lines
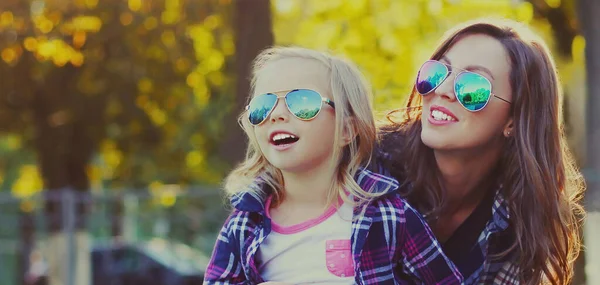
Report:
341,117,358,147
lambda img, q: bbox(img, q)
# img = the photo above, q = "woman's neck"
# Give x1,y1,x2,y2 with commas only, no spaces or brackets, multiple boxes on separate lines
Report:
434,147,502,214
430,147,502,241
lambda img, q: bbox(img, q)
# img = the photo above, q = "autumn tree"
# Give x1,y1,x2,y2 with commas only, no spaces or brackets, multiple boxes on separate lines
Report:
0,0,240,283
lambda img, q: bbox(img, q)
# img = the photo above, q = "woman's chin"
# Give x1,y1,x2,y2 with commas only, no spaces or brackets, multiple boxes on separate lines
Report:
421,131,450,150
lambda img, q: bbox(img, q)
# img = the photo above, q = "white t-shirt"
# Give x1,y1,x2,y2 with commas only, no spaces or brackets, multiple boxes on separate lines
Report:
258,198,355,285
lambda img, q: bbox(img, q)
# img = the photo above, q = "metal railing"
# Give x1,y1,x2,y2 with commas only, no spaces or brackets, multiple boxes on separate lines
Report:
0,187,228,285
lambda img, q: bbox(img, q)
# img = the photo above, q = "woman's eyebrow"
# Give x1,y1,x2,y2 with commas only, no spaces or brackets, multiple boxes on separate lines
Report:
440,56,495,80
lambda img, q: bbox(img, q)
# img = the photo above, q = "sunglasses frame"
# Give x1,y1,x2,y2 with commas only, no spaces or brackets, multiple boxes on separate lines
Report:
245,89,335,126
417,60,511,112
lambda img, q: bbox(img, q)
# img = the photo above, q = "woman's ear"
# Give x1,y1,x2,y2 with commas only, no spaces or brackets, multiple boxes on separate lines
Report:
503,118,514,138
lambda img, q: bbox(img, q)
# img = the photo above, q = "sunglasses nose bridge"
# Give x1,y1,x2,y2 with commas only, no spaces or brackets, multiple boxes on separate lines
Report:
433,72,458,101
268,95,291,122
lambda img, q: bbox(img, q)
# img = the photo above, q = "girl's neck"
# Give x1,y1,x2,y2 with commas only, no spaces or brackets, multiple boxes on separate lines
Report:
279,161,338,208
269,162,339,228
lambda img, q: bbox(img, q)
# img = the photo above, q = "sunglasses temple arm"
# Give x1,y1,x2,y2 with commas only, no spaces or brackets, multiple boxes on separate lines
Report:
493,95,512,104
323,98,335,109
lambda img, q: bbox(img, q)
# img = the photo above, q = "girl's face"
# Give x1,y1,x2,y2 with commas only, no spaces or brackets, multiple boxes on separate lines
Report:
420,34,514,154
251,58,337,174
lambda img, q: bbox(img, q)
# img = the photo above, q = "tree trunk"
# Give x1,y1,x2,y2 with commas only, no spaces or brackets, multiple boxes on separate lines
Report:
219,0,274,168
578,0,600,284
526,0,577,59
33,64,95,285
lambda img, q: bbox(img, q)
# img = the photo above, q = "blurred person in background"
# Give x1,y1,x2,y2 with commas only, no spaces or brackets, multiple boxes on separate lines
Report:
25,250,48,285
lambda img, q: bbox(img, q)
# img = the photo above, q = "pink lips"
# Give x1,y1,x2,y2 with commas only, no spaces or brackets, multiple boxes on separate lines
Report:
428,105,458,126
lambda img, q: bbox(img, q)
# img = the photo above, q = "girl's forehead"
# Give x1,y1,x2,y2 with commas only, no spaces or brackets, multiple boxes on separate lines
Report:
253,58,331,96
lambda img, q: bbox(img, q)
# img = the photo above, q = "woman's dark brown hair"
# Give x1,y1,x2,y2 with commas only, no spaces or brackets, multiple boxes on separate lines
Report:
379,19,585,285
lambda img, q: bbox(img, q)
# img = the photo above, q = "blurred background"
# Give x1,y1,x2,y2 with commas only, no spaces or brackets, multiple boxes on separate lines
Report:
0,0,599,284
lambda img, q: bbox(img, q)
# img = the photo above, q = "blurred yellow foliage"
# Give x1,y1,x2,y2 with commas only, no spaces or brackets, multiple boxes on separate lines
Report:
87,165,103,191
120,12,134,26
150,182,180,207
1,48,18,64
572,35,586,63
204,15,222,30
4,135,22,150
101,140,123,178
70,51,84,66
546,0,562,9
138,78,154,93
0,12,14,27
12,165,43,199
161,30,177,47
273,0,552,112
0,0,582,200
85,0,99,9
186,72,203,88
72,31,87,48
129,0,143,12
70,16,102,32
144,17,159,30
186,151,205,168
162,0,181,25
35,17,55,34
35,39,84,66
174,57,190,73
24,37,38,51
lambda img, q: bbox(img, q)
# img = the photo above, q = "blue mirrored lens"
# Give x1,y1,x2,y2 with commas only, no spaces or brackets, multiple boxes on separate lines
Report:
416,61,448,94
455,72,492,111
248,93,277,125
285,89,323,120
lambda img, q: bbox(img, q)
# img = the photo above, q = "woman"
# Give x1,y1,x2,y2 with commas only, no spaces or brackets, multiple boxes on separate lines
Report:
377,19,585,285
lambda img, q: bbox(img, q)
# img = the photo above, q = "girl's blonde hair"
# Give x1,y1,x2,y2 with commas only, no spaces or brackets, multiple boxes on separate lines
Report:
224,46,384,207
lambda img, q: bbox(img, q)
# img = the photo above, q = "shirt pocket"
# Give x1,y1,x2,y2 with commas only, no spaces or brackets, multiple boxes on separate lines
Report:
325,239,354,278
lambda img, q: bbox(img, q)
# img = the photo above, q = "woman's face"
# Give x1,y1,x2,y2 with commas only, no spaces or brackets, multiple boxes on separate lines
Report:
420,34,514,153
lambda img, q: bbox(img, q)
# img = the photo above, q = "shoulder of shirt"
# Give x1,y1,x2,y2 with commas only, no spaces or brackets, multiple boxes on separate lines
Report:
490,185,511,231
229,182,269,213
229,168,401,213
371,190,417,214
354,167,399,195
222,208,261,237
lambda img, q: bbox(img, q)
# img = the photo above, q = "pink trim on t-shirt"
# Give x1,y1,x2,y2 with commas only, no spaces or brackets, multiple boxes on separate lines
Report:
265,196,338,235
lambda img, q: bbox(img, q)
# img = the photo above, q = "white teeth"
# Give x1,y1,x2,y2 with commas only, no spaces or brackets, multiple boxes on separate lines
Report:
431,110,456,121
272,133,297,141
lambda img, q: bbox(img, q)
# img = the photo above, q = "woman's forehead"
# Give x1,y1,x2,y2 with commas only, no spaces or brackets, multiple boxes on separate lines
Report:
443,34,511,80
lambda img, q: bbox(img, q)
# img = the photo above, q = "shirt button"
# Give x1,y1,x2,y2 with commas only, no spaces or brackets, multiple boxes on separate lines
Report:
329,244,334,249
341,274,345,277
341,254,345,258
329,263,335,268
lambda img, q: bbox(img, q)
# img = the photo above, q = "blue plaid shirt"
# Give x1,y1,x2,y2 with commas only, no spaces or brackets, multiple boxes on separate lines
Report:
370,153,520,284
204,169,463,284
461,188,520,285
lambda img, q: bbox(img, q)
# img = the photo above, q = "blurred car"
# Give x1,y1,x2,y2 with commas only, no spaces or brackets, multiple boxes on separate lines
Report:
28,238,209,285
92,238,208,285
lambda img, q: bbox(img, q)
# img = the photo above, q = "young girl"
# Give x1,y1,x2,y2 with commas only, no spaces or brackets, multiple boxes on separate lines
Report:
203,47,463,285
